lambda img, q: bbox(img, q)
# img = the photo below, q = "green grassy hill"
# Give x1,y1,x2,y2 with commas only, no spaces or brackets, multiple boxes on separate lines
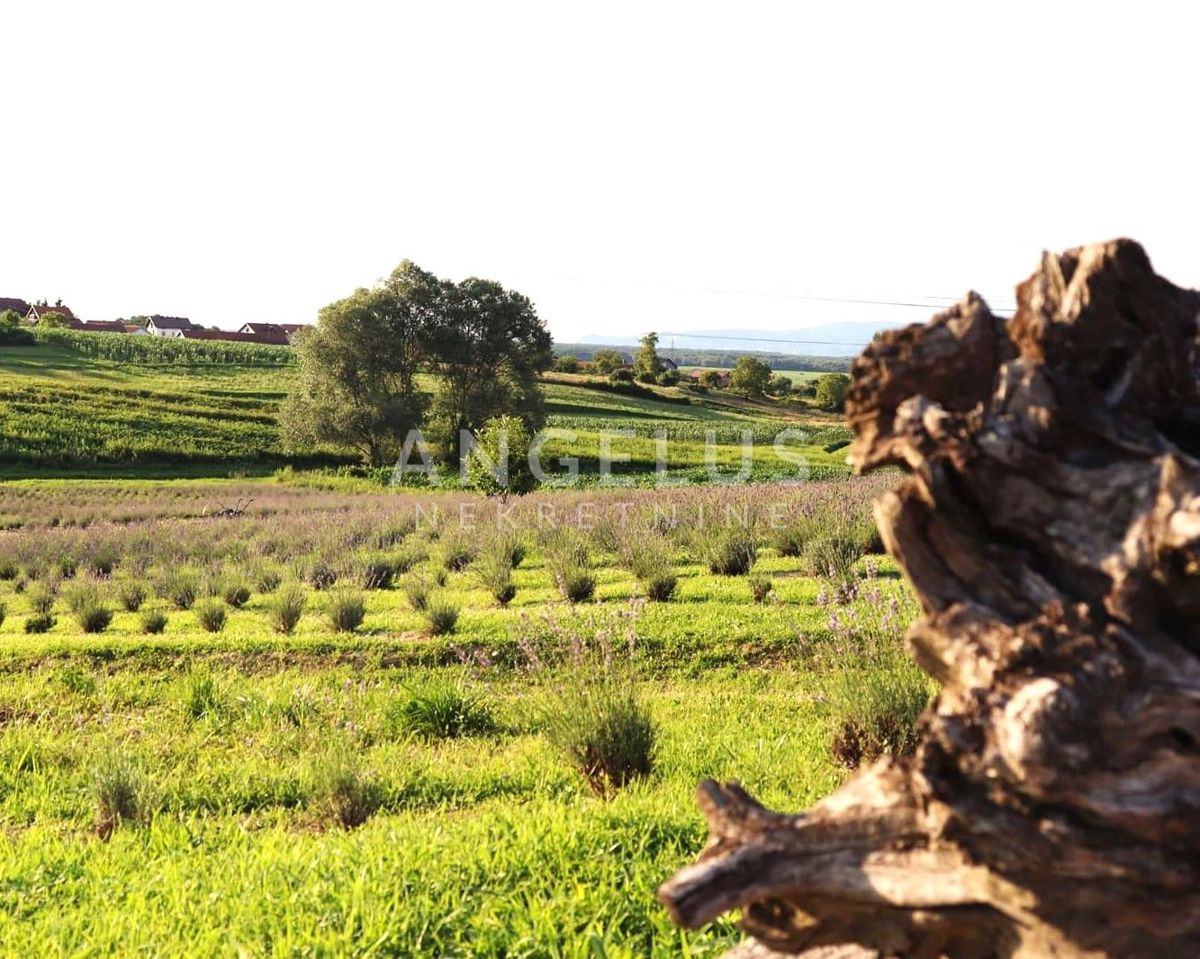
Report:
0,341,850,481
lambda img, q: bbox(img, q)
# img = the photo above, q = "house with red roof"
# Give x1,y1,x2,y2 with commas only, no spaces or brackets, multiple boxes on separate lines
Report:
25,302,77,324
78,320,131,334
238,322,308,343
181,328,290,346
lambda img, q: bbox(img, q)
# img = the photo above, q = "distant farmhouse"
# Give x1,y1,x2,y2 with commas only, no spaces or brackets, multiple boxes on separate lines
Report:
687,369,732,387
6,299,307,345
181,328,291,346
239,322,307,344
25,302,78,324
148,317,303,344
145,315,195,337
77,320,130,334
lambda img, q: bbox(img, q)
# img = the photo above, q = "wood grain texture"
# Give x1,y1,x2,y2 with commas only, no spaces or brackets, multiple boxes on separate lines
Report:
658,240,1200,958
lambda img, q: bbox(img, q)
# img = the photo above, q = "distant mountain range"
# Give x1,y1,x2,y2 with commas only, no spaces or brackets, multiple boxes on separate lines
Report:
575,321,900,357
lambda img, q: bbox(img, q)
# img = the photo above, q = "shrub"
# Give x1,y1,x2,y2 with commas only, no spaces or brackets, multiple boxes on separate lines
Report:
473,543,516,607
642,573,677,601
387,680,496,740
466,414,538,496
87,548,118,578
848,517,885,555
90,751,153,840
622,534,676,602
194,599,227,633
26,581,57,616
162,570,199,610
0,559,17,580
358,553,396,591
64,579,113,634
183,669,223,719
75,601,113,634
391,544,425,575
769,517,816,557
219,577,252,609
116,579,148,612
308,560,337,591
699,525,758,576
749,575,773,603
805,535,863,584
438,533,476,572
814,372,851,412
423,597,459,636
547,535,595,603
139,608,168,634
502,534,527,569
825,663,928,769
268,583,306,634
24,613,55,634
0,602,5,630
541,676,656,797
557,567,596,603
252,564,283,593
402,575,430,612
812,584,931,769
309,750,381,829
327,589,365,633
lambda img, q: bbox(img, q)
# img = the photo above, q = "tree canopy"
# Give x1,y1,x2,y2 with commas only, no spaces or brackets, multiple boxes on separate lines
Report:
729,355,772,397
634,332,660,382
813,372,851,411
281,260,552,468
591,349,624,374
279,272,433,466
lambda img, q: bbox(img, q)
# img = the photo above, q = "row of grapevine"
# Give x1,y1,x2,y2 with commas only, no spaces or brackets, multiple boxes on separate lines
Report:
32,328,294,366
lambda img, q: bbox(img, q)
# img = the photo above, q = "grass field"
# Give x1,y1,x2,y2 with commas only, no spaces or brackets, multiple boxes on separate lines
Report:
0,344,849,481
0,477,926,957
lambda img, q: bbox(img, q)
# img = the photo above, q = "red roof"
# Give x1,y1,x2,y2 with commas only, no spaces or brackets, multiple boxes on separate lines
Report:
27,304,76,321
79,320,129,333
240,322,308,336
0,298,30,315
181,328,290,346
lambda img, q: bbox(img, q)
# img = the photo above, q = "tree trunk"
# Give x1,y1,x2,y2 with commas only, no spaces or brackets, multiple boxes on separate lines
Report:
658,239,1200,958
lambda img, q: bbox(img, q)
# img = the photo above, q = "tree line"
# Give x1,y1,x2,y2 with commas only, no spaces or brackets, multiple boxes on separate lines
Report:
550,343,853,373
280,261,552,467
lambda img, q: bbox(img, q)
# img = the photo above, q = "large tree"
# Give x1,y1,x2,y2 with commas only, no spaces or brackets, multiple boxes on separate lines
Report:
634,332,661,382
813,371,850,411
279,261,437,466
425,276,552,463
592,349,624,374
729,355,772,397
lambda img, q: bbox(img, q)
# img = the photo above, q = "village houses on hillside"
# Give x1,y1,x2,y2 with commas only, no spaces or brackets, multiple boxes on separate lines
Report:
3,298,308,345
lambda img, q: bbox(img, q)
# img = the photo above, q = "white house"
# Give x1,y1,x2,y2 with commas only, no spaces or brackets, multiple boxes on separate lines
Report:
145,315,194,337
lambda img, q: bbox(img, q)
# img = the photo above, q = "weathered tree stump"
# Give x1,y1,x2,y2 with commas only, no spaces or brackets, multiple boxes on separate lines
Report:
658,240,1200,958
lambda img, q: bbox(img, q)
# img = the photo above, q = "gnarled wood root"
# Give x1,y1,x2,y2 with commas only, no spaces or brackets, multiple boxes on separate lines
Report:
658,240,1200,958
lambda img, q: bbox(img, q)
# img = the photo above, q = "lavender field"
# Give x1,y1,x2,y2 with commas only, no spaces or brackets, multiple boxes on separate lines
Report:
0,474,927,956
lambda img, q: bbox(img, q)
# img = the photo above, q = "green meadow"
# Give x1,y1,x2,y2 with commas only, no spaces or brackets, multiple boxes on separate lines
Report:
0,332,924,957
0,476,925,957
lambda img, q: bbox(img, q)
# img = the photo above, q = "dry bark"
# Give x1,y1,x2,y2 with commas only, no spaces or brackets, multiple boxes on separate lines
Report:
658,240,1200,958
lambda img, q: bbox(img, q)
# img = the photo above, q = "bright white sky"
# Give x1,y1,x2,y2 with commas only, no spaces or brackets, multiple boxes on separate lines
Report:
5,2,1198,344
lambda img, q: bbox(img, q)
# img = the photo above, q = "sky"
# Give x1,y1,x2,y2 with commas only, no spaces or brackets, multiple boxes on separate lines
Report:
5,2,1199,345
